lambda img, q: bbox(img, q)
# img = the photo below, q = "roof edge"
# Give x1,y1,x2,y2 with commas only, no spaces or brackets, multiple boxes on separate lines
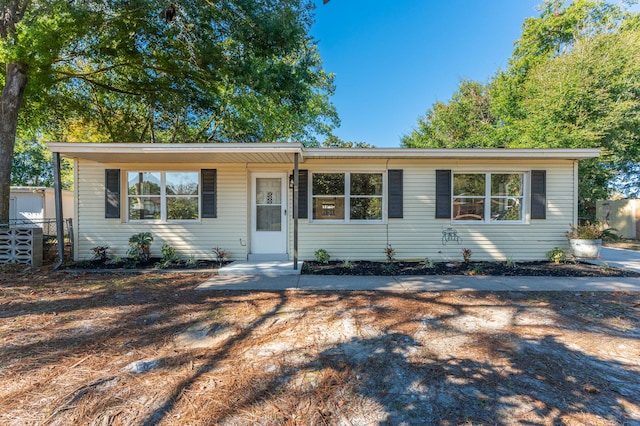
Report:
47,142,304,153
46,143,601,161
303,147,601,160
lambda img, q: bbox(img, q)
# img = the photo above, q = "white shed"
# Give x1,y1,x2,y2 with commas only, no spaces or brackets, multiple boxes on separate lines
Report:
9,186,74,231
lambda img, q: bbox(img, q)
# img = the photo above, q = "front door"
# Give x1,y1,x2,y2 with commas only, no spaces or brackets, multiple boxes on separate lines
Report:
251,173,287,254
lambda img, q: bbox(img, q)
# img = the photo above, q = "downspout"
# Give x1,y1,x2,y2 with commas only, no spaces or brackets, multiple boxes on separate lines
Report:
293,153,299,270
53,152,65,270
573,159,579,226
385,159,390,248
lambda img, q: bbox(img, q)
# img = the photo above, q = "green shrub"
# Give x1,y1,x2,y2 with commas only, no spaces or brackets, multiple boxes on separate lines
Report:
546,247,566,264
161,244,178,262
156,244,179,268
127,232,153,262
314,249,331,264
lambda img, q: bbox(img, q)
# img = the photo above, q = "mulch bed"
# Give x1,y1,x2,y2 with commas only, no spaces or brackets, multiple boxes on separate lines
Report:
67,257,226,270
302,260,640,277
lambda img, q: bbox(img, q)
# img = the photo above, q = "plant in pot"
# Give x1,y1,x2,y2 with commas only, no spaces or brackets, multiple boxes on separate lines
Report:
566,222,617,258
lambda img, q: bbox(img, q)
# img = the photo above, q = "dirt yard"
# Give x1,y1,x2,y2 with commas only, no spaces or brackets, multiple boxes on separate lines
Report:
1,266,639,425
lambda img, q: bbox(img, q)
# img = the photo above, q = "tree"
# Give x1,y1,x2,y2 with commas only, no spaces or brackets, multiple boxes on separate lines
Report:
403,0,640,216
0,0,337,223
321,135,375,148
401,80,497,148
11,138,73,189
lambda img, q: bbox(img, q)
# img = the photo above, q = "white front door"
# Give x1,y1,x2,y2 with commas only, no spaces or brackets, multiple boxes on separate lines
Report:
251,173,288,254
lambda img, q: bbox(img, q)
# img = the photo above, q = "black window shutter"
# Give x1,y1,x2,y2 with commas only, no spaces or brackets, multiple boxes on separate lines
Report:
531,170,546,219
201,169,217,218
435,170,452,219
388,169,403,218
297,170,308,219
105,169,120,219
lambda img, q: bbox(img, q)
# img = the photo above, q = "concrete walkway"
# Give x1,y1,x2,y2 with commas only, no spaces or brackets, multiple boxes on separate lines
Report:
585,247,640,274
196,274,640,292
199,247,640,292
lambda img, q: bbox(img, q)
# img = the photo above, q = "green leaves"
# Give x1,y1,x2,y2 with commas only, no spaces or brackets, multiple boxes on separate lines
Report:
402,80,498,148
4,0,336,144
403,0,640,210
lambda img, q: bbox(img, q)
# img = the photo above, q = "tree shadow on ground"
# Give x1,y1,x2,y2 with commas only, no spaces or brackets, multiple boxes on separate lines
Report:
313,331,639,424
2,281,639,425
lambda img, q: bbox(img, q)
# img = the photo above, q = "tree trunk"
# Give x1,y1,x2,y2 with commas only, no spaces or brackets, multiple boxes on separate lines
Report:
0,63,28,224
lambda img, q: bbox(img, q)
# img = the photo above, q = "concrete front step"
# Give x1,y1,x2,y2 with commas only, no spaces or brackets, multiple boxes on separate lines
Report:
247,253,290,262
217,260,302,276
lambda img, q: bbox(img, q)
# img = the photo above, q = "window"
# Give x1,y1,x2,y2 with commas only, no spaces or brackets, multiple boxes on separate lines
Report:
127,171,199,221
453,173,524,222
312,172,383,222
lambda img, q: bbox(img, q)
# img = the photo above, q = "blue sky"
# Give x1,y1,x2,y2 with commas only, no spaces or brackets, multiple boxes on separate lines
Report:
310,0,542,147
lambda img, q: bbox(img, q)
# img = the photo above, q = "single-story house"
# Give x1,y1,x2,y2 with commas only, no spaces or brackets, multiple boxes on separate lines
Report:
9,186,74,228
47,142,599,265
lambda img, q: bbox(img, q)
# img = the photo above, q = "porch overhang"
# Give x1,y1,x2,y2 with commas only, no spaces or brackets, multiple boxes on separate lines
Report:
48,143,601,163
47,142,305,164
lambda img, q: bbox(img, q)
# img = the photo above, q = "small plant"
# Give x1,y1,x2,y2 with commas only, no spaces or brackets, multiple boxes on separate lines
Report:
106,255,122,265
383,262,397,275
546,247,566,264
423,258,435,268
156,244,179,269
342,258,352,269
505,257,517,268
467,265,484,275
314,249,331,264
186,255,197,268
161,244,178,263
213,246,228,266
91,246,110,261
384,245,396,263
461,248,472,264
127,232,153,263
566,221,618,240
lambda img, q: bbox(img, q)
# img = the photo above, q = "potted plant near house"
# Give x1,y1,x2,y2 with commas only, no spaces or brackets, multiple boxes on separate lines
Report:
566,222,617,258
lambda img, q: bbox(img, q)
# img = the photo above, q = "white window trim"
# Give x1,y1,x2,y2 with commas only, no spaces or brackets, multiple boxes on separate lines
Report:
310,171,387,224
126,171,201,223
452,172,527,224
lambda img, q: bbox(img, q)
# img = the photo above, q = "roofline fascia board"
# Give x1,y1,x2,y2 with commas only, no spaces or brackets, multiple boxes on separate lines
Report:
46,143,601,161
47,142,304,154
302,148,601,160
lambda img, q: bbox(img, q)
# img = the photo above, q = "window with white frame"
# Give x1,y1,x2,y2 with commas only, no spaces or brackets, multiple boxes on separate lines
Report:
127,171,199,221
312,172,383,222
453,173,524,222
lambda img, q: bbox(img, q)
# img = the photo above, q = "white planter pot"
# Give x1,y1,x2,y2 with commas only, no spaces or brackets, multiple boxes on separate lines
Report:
569,238,602,258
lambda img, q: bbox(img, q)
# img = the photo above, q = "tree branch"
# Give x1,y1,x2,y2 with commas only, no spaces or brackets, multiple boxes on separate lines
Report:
53,71,143,96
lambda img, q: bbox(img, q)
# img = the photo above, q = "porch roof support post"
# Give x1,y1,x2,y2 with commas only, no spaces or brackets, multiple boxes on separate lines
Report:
293,153,299,270
53,152,65,270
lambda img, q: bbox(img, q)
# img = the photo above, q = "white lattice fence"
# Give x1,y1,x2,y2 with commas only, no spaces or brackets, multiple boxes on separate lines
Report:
0,227,43,266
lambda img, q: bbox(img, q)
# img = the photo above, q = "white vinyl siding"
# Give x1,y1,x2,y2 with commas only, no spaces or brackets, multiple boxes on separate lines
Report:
296,159,577,262
74,160,248,261
73,157,578,262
